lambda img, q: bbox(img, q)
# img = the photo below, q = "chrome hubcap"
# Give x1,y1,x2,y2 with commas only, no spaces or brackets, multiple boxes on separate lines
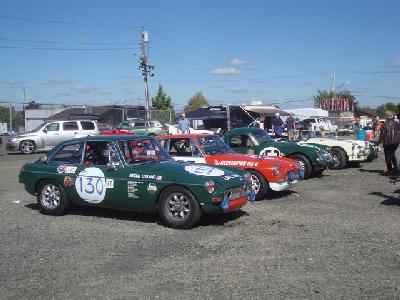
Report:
332,153,340,167
250,175,260,194
21,141,34,153
167,193,190,220
40,184,61,209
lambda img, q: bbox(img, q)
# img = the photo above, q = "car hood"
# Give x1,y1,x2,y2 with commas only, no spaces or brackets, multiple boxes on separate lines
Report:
12,132,38,139
129,160,246,188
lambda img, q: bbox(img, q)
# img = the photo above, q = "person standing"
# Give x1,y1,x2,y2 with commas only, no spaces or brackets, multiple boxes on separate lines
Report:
286,113,295,140
272,112,284,138
372,116,380,140
177,113,190,134
319,117,330,137
378,111,400,174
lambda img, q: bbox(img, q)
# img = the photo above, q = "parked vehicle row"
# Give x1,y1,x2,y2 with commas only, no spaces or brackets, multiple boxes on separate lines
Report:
16,122,380,229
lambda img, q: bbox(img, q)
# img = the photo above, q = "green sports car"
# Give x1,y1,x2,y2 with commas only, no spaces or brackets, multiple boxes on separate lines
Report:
223,128,332,179
19,135,253,229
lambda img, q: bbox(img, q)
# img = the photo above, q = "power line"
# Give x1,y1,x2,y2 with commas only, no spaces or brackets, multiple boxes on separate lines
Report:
0,37,140,45
0,44,139,51
0,15,140,29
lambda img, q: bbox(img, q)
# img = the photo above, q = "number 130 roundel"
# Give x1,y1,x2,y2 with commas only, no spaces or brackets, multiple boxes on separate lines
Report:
75,167,108,203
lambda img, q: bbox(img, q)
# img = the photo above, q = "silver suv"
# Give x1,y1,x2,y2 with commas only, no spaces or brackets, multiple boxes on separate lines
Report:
7,120,99,154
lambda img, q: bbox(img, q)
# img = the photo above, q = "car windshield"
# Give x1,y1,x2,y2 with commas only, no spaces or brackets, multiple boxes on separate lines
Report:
117,137,171,164
250,129,273,144
197,135,233,155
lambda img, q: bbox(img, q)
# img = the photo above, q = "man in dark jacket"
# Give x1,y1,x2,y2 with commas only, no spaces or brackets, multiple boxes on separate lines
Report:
378,111,400,174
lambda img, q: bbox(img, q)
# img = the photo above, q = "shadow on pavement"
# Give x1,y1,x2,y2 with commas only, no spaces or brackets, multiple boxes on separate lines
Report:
25,202,248,228
359,169,385,175
265,190,296,200
369,191,400,206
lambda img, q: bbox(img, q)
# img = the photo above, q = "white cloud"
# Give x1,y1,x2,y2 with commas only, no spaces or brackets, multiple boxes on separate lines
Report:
229,58,254,68
229,86,249,93
1,80,26,87
211,67,240,76
70,85,99,94
43,78,71,85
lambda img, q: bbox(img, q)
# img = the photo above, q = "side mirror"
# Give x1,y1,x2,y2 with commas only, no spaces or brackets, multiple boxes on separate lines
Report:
42,128,48,133
107,162,120,170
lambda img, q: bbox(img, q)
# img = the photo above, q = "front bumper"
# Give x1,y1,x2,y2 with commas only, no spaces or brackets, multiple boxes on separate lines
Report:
6,141,18,151
269,170,302,192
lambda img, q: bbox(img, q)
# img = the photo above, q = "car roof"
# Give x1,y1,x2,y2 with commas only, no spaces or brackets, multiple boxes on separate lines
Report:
157,134,213,139
225,127,264,134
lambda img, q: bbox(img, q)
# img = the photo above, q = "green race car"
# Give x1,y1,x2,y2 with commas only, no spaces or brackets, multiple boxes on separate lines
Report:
116,120,169,136
223,128,332,179
19,135,253,229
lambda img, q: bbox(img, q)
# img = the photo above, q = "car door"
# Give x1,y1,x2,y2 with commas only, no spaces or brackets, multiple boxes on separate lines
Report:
42,122,61,147
165,138,206,163
61,121,80,141
73,141,130,208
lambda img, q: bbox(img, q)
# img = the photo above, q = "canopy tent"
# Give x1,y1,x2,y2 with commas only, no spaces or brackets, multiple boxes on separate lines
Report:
242,105,291,116
185,106,227,120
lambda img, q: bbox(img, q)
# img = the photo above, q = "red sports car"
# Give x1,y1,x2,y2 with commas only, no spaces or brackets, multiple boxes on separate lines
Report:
157,134,303,200
97,122,134,136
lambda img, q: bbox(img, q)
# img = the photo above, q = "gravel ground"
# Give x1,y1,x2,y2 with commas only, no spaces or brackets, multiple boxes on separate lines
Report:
0,152,399,299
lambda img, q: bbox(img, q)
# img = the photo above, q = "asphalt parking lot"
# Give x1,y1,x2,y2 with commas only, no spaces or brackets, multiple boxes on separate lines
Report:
1,151,400,299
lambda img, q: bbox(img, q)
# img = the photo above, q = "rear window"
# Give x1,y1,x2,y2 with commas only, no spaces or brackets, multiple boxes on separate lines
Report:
81,121,95,130
134,122,146,127
63,122,79,131
150,121,162,127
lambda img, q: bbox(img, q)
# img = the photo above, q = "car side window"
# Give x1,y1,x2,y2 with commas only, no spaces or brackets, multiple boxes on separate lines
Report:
49,142,84,164
134,121,146,128
169,138,197,157
63,122,79,131
229,135,243,148
45,123,60,132
83,141,113,166
80,121,95,130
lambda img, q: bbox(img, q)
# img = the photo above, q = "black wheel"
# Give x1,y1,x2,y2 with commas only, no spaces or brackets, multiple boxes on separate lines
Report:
248,169,269,201
36,180,70,215
331,148,347,170
159,186,202,229
288,153,312,179
19,140,36,154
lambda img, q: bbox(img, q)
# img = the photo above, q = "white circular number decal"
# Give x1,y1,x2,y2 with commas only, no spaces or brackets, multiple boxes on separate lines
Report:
75,167,106,203
184,165,225,177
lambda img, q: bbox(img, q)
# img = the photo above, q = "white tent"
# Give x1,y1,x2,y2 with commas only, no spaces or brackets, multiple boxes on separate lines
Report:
284,108,328,120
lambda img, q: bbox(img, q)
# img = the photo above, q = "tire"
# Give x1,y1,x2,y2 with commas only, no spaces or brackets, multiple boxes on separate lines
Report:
36,180,70,216
248,169,269,201
19,140,36,154
288,153,312,179
158,186,202,229
331,148,347,170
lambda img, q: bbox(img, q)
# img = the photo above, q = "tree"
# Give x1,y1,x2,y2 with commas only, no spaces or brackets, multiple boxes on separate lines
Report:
376,102,399,118
151,85,173,110
184,92,208,113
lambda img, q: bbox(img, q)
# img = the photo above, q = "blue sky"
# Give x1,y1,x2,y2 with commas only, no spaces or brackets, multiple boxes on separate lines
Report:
1,0,399,111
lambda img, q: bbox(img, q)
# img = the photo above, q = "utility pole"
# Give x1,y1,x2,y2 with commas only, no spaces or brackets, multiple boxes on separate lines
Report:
139,27,154,119
331,72,336,94
9,103,12,134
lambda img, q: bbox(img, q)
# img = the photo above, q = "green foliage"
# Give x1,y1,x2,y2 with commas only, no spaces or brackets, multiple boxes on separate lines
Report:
376,102,399,118
151,85,173,110
314,89,356,109
184,91,208,113
0,106,23,131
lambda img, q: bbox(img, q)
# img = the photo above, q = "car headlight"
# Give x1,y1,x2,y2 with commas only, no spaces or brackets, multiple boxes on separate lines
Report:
204,180,215,194
11,137,18,143
243,171,252,182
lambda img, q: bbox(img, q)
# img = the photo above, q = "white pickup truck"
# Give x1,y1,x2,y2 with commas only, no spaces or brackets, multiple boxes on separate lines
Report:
302,118,338,133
